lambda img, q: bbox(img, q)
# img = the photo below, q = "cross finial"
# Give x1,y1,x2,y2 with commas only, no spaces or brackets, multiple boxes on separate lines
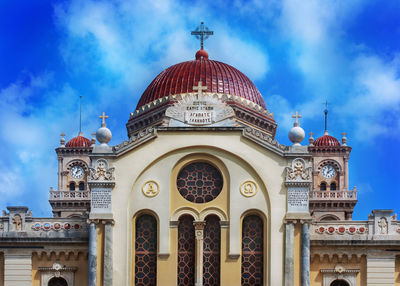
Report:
341,132,347,137
191,22,214,50
292,111,302,123
324,100,329,132
193,81,208,98
309,131,314,137
99,112,109,127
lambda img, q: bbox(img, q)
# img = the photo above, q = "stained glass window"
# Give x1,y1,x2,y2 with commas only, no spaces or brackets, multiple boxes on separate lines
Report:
135,214,157,286
177,162,223,203
241,215,263,286
203,215,221,286
178,215,195,286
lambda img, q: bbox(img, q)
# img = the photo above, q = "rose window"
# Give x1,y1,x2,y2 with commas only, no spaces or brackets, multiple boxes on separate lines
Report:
177,162,223,203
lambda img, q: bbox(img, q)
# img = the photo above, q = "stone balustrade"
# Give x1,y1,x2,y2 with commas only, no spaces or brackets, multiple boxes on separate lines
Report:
311,220,400,241
0,215,88,241
309,188,357,200
49,189,90,200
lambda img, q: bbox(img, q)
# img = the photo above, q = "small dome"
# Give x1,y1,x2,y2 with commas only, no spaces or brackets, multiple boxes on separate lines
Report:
136,50,266,109
314,134,340,147
65,133,91,148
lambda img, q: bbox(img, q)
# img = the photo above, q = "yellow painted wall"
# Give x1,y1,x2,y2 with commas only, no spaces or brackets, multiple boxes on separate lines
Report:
114,132,286,285
31,252,88,285
169,153,229,221
310,254,367,286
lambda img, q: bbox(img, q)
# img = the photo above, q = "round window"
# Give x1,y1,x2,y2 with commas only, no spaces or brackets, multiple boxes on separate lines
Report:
177,162,223,203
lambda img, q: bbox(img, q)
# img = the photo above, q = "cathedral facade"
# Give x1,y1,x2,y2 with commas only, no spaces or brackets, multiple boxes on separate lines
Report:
0,40,399,286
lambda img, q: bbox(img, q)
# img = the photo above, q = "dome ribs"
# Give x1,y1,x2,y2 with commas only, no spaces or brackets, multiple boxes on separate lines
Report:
209,61,218,93
135,56,268,110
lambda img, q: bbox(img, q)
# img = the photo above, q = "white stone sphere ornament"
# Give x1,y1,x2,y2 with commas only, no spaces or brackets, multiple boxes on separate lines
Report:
288,111,305,146
96,112,112,145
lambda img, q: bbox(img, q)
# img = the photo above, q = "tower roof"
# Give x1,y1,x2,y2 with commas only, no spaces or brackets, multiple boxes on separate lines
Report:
65,132,91,148
313,133,341,147
136,49,267,109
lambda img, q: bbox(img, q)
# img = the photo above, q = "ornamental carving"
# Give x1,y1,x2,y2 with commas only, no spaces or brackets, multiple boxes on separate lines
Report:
286,158,312,181
240,180,258,197
89,159,114,181
165,94,235,127
142,180,160,197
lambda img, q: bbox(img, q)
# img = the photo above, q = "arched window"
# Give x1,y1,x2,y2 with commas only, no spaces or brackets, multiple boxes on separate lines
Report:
330,280,350,286
242,215,263,286
48,277,68,286
178,215,195,286
79,182,85,190
135,214,157,286
330,182,337,191
69,182,75,191
320,182,327,191
203,215,220,286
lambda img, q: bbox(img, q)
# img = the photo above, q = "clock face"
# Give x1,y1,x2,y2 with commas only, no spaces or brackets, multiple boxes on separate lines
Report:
321,165,336,179
70,165,84,179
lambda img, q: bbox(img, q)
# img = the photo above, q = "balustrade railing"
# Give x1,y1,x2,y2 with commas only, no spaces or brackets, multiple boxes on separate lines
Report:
309,188,357,200
49,190,90,200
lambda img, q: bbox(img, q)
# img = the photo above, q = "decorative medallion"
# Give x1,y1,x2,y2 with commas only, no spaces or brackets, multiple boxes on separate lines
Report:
240,180,258,197
142,180,160,197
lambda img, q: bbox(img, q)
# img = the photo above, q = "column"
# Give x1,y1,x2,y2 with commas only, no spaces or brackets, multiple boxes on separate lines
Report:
344,157,349,190
284,221,294,286
88,221,97,286
301,222,310,286
194,221,206,286
103,221,113,286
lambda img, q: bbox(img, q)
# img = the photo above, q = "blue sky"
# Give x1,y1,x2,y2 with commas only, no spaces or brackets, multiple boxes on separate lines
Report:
0,0,399,219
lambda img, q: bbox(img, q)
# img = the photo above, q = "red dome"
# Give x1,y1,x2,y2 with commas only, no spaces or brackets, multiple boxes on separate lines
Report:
314,134,340,147
65,133,91,148
136,50,266,109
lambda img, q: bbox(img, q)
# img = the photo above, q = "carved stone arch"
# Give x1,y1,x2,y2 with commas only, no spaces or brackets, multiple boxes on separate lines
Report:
319,214,340,221
171,207,200,222
66,160,89,171
317,159,342,173
199,207,228,222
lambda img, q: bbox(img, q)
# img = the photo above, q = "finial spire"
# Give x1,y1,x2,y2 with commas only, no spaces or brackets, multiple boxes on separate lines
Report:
99,112,109,127
292,111,302,126
191,22,214,50
288,111,305,146
79,95,82,133
324,100,329,134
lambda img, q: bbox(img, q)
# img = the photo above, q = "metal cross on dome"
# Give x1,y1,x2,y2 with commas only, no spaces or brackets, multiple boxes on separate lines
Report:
193,81,207,98
99,112,109,127
191,22,214,50
292,111,302,123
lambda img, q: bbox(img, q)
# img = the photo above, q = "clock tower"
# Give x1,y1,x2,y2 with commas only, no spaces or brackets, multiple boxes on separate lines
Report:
308,109,357,221
49,132,95,218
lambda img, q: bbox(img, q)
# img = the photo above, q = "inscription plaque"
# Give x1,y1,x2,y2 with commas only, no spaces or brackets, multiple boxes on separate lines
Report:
91,188,112,213
165,94,235,127
287,187,309,213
